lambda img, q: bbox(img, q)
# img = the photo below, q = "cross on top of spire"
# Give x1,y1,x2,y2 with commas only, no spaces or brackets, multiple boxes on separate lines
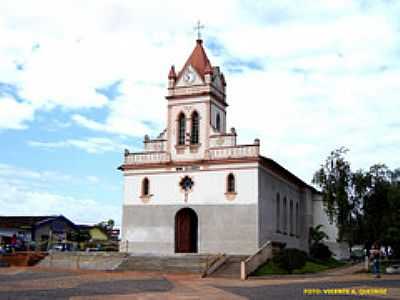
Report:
194,20,204,40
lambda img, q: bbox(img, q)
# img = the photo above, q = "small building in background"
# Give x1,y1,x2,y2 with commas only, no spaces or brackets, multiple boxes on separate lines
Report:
0,215,76,250
76,225,109,241
107,228,120,241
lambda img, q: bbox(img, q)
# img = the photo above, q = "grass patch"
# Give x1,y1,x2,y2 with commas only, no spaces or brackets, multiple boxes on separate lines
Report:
254,260,287,275
254,257,346,276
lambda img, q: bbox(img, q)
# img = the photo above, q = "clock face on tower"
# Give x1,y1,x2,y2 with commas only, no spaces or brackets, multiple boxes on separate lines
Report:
183,69,196,84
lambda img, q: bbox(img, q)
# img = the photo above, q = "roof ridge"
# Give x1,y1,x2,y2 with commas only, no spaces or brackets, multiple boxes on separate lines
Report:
178,39,212,80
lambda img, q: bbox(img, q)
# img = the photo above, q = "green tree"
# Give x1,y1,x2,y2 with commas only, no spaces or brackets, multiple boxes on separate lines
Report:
386,168,400,257
360,165,400,256
309,225,328,246
362,164,391,242
314,148,400,256
97,219,115,231
309,225,332,261
349,169,371,245
106,219,115,230
312,147,353,241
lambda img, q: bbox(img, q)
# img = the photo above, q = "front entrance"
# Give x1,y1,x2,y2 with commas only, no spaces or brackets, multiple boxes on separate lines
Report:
175,208,198,253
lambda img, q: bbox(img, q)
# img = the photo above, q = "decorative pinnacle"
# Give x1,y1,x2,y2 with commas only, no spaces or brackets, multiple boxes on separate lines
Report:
168,65,176,79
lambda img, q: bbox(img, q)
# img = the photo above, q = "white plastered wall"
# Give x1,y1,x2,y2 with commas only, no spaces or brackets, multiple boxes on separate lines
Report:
123,164,258,206
258,166,306,251
167,97,210,161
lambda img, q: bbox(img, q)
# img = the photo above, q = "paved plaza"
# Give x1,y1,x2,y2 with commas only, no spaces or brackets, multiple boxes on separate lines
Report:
0,267,399,299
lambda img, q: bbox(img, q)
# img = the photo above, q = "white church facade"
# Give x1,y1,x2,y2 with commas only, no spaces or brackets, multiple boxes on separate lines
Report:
119,39,344,257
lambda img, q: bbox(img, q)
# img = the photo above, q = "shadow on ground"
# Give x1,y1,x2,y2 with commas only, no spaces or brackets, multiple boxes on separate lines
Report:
0,271,76,282
0,277,173,300
216,279,400,300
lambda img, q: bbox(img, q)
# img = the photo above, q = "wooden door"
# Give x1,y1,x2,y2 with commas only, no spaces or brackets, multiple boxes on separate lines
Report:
175,208,198,253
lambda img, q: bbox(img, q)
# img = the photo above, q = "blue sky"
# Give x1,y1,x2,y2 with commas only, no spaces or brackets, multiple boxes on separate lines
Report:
1,0,399,225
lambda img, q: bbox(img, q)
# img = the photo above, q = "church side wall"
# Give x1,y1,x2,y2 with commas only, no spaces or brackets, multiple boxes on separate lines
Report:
258,167,308,252
312,195,350,259
121,165,259,255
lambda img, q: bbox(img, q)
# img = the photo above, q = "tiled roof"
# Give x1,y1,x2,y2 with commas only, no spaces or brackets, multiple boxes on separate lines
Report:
178,39,213,79
259,156,320,194
0,216,57,229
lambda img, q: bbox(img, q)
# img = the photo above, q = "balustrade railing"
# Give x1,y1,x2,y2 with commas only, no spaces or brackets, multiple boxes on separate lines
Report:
207,145,259,160
124,151,170,164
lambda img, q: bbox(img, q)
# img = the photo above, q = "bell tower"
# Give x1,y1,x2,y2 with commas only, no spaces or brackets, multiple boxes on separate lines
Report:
166,39,227,161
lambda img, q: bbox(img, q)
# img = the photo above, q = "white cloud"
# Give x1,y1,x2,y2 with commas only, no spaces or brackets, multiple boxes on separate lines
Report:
28,137,129,154
0,0,241,131
0,96,35,129
0,163,119,224
0,180,120,225
0,163,102,186
0,0,399,181
71,114,106,131
72,81,166,137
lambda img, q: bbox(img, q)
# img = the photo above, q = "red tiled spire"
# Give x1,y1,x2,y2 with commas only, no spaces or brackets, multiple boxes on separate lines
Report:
204,63,213,75
178,39,213,79
168,65,176,79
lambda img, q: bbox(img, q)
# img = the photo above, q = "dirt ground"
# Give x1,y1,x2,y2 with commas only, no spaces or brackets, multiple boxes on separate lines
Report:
0,266,399,299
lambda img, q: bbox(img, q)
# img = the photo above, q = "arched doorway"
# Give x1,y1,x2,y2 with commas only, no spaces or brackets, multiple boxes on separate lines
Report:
175,208,198,253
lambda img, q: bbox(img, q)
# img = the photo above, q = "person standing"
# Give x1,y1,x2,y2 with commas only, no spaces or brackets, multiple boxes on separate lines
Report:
387,245,393,259
380,245,387,260
370,242,381,278
10,234,17,253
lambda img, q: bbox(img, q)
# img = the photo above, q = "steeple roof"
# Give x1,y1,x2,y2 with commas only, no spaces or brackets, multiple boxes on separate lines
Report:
178,39,213,79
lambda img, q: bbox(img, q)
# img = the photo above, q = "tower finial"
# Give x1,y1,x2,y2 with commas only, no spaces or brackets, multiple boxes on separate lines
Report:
194,20,204,40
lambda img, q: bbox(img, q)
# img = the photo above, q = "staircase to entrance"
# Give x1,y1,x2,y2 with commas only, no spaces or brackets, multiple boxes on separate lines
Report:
208,255,248,278
117,253,217,274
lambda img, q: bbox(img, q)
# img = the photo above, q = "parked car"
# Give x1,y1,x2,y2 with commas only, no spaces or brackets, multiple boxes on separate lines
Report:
350,245,365,261
85,247,101,252
49,243,74,252
3,244,14,253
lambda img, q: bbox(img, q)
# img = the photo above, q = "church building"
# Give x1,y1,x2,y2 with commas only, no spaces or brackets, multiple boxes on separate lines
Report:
119,38,343,257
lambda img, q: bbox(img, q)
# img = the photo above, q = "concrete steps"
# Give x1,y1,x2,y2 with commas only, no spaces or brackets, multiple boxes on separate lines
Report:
39,252,128,270
117,254,217,274
209,255,248,278
39,252,219,274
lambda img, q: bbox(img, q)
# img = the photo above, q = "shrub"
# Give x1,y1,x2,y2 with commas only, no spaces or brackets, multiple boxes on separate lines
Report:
272,248,307,274
310,243,332,261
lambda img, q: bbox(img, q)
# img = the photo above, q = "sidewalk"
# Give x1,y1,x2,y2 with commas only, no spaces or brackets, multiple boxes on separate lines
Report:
248,262,365,280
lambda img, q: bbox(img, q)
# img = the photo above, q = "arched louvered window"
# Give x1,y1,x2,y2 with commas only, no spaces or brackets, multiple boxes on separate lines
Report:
283,197,287,234
290,200,294,235
227,173,235,193
216,113,221,131
296,202,299,237
178,113,186,145
190,111,199,144
276,193,280,232
142,178,149,196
